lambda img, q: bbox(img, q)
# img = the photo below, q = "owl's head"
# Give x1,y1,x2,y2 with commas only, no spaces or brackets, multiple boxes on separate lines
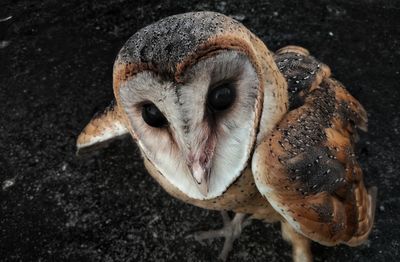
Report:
77,12,287,200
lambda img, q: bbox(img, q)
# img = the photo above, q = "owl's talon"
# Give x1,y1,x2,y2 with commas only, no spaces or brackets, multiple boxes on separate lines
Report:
192,211,250,261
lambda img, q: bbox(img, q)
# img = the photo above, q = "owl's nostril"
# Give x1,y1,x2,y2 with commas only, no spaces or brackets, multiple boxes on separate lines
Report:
187,151,209,170
199,152,208,166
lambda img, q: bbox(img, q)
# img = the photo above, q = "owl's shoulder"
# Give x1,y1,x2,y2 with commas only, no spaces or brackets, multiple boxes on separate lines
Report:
274,45,331,111
252,47,375,246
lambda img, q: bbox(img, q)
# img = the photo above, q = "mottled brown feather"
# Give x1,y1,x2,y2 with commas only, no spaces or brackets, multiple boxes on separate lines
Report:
274,46,331,110
254,49,375,246
76,101,129,154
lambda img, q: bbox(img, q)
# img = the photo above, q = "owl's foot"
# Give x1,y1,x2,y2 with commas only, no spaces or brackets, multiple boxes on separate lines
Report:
193,211,251,261
281,221,313,262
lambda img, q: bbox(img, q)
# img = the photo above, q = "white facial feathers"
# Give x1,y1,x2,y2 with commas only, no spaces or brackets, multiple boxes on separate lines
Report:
119,51,260,199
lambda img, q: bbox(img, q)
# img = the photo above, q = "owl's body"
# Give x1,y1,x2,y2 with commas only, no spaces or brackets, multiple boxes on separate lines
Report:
77,12,376,261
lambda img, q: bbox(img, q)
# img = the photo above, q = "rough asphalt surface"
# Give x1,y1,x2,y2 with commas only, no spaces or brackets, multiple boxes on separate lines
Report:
1,0,399,261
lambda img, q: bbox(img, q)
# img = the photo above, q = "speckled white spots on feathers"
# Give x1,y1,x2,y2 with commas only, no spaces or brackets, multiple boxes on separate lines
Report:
116,12,246,79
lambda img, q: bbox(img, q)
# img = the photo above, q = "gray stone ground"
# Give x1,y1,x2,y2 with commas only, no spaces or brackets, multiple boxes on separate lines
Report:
1,0,399,261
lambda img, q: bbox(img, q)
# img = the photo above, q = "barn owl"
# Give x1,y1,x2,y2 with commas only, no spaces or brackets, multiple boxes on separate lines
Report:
77,12,376,262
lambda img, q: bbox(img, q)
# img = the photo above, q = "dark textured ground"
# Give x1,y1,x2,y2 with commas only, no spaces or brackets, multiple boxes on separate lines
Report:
1,0,400,261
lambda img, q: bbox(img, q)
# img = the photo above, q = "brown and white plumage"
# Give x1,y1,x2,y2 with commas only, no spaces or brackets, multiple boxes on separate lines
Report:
253,46,376,247
77,11,376,261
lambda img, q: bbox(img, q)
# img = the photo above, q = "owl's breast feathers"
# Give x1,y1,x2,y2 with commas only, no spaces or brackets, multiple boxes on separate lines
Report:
253,46,376,246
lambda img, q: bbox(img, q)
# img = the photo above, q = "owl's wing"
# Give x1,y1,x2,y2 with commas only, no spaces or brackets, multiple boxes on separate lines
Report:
76,100,129,155
252,46,376,246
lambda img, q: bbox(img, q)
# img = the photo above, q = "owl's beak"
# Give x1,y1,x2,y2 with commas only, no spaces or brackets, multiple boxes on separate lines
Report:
189,159,211,197
187,143,215,197
187,130,216,197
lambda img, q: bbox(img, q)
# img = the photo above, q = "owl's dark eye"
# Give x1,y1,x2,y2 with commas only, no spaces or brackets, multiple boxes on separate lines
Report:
207,82,236,111
141,103,167,128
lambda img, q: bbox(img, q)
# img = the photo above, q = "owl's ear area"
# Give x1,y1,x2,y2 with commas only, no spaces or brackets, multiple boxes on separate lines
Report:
76,100,130,156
